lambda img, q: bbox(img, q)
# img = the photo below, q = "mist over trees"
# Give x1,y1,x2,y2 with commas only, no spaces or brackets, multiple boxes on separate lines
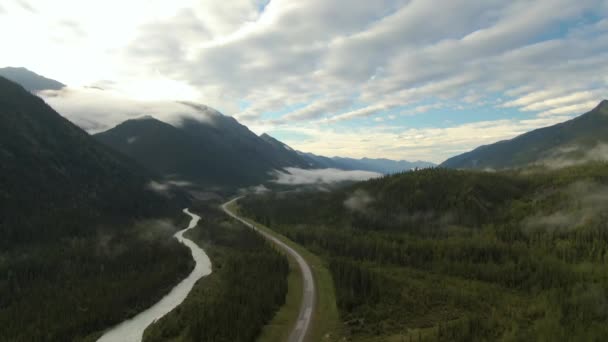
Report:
240,163,608,340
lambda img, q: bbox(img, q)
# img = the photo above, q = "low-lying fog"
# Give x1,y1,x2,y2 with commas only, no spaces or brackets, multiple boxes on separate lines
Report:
272,167,381,185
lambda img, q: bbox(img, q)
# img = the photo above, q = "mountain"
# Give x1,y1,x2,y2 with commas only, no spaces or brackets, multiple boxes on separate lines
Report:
96,112,435,188
260,133,316,167
299,151,435,173
94,110,313,188
0,66,65,92
330,156,434,173
441,100,608,169
0,76,195,341
259,134,435,174
0,76,175,245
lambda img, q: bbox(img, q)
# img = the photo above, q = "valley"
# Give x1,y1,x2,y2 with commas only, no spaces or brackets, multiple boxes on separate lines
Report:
2,5,608,339
98,209,211,342
2,71,608,341
142,202,289,342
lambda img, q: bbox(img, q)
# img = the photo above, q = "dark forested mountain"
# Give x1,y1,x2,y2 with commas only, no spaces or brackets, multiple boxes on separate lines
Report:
259,133,315,167
0,76,177,244
94,113,313,188
0,76,191,341
441,100,608,169
0,66,65,92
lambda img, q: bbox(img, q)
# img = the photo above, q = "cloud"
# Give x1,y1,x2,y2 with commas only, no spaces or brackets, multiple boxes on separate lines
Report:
323,104,391,123
16,0,36,13
538,101,600,117
147,179,193,196
147,181,171,193
402,103,445,115
344,189,374,212
519,91,601,112
278,114,574,163
272,167,381,185
243,184,271,194
278,96,353,122
524,180,608,233
538,143,608,169
39,87,222,133
2,0,608,162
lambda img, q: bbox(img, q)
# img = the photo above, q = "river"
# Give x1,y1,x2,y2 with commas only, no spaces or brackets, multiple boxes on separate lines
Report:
97,208,212,342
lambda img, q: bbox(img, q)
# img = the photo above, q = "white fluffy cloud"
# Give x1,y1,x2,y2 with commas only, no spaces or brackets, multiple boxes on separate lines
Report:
40,87,220,133
1,0,607,161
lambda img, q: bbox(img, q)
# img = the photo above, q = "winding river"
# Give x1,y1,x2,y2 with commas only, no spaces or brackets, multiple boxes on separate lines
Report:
97,208,212,342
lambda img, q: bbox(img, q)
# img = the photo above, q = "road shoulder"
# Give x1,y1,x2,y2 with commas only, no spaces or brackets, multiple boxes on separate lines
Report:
224,200,343,342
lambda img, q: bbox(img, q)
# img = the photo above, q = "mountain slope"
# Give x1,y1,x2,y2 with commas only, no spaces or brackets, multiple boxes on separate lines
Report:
0,76,194,341
95,112,312,188
259,133,316,167
0,66,65,92
441,100,608,169
96,106,433,188
0,76,174,245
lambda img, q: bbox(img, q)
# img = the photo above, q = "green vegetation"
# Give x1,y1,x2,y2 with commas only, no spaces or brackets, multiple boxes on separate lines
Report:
0,218,193,342
143,203,289,342
441,100,608,169
256,235,303,342
0,76,191,341
240,163,608,341
231,203,343,342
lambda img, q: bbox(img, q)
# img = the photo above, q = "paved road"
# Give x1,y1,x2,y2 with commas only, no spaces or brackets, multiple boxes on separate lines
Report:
222,198,315,342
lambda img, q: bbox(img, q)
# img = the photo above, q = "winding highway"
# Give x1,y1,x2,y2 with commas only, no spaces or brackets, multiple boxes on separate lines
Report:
97,208,212,342
222,198,315,342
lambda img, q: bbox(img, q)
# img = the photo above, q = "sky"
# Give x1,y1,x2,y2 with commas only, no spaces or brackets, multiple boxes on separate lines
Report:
1,0,607,163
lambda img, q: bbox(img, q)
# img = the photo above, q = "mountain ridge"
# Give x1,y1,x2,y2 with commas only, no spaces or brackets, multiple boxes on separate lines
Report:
0,66,65,92
299,151,435,173
0,76,178,245
95,114,434,188
94,115,312,188
441,100,608,169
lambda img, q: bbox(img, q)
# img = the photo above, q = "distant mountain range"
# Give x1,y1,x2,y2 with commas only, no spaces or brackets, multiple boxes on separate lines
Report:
0,67,65,92
260,133,435,172
441,100,608,169
299,152,435,173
